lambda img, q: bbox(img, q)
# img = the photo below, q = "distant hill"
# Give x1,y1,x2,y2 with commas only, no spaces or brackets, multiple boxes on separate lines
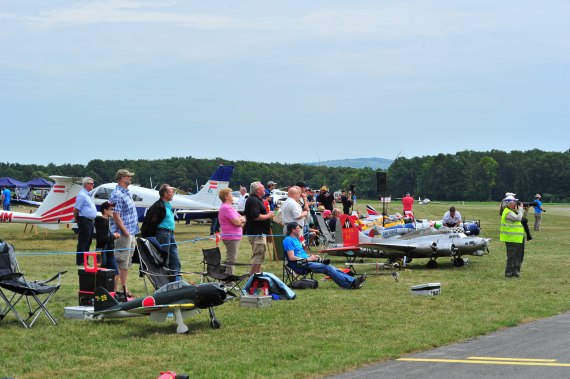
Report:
305,157,392,170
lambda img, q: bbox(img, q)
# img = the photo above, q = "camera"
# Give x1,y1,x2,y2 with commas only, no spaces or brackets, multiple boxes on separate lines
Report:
518,201,538,208
313,256,330,265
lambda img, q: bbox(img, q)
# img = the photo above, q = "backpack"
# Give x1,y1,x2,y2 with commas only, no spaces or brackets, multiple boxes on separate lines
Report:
290,278,319,289
249,276,271,296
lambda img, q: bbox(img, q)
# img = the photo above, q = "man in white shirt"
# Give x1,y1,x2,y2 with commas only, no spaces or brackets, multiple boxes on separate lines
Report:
442,207,462,228
236,186,248,211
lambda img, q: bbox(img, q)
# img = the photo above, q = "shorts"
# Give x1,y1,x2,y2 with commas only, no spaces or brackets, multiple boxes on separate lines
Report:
247,235,267,265
114,234,136,269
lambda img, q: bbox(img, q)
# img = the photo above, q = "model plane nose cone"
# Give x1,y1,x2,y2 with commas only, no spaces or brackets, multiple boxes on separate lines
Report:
195,283,227,308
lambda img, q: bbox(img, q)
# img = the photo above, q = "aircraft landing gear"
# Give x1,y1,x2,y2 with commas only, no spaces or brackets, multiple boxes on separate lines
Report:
208,307,221,329
453,257,465,267
427,259,439,269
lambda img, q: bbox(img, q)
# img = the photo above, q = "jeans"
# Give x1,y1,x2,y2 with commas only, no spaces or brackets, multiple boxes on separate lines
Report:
76,216,94,265
293,262,355,289
156,229,181,280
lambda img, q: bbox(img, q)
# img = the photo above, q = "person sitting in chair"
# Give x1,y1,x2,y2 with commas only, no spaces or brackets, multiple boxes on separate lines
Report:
283,222,366,289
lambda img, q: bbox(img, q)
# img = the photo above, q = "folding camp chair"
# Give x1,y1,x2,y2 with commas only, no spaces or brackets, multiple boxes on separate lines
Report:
282,249,314,285
314,212,336,249
136,237,178,294
0,241,66,328
201,247,249,298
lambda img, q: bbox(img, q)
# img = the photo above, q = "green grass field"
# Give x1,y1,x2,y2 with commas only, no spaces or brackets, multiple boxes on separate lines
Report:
1,201,568,379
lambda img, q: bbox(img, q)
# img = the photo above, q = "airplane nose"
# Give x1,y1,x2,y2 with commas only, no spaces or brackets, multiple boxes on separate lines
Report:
195,283,227,308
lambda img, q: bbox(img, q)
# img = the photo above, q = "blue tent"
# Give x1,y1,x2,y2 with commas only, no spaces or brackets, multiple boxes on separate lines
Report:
0,177,29,188
25,177,54,188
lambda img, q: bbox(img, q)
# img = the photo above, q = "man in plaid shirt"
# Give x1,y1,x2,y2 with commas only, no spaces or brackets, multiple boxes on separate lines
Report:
110,169,140,299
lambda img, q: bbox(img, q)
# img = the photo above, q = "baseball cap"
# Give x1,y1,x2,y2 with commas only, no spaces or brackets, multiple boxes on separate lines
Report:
320,186,328,191
267,181,277,186
535,193,541,198
115,169,135,180
503,195,518,202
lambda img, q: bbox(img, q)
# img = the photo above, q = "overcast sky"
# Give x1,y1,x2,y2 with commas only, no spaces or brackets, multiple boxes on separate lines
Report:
1,1,568,166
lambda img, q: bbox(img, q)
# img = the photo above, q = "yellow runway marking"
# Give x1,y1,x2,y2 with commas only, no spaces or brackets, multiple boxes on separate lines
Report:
397,358,570,367
467,356,557,362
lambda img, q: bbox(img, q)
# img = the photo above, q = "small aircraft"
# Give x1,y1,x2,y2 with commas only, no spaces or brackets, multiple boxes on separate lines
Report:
418,197,431,204
0,176,82,230
90,165,234,222
321,214,490,268
90,281,227,333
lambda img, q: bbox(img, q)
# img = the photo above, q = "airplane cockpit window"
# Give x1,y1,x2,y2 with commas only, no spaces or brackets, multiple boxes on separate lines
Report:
93,187,113,200
156,280,189,294
132,194,143,202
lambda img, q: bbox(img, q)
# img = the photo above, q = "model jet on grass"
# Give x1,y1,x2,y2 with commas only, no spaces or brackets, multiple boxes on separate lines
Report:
90,165,234,222
0,176,81,230
321,214,490,268
90,281,227,333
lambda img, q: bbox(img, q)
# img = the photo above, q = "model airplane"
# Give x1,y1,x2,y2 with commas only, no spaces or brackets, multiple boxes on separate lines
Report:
321,214,489,268
0,176,81,230
90,281,227,333
418,197,431,204
90,165,234,222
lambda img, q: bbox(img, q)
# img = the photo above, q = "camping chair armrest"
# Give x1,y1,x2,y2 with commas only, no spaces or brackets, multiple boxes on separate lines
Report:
168,268,203,277
37,271,67,286
293,259,309,268
139,269,178,280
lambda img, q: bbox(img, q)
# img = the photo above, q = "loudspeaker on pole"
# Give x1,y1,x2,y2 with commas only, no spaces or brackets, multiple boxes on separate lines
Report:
376,172,387,193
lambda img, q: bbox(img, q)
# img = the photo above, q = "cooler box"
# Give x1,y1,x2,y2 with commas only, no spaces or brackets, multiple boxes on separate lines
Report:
240,295,272,308
78,268,116,306
411,282,441,296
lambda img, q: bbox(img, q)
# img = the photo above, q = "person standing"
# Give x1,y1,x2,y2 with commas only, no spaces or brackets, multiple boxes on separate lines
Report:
264,181,277,211
317,186,335,211
74,177,97,266
236,186,249,212
533,193,545,231
109,169,139,297
500,195,526,278
141,184,181,280
94,201,120,290
402,192,414,216
341,190,353,215
218,188,246,275
244,181,274,275
279,186,308,235
1,186,11,211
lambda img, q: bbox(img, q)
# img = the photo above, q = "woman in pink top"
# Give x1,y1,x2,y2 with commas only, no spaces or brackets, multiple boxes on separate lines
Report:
217,188,246,275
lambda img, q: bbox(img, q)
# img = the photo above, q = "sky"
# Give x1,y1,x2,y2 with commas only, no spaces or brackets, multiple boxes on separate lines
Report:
1,1,569,166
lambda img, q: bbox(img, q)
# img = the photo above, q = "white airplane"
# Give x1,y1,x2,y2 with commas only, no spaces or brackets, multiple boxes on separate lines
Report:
418,197,431,204
90,165,234,222
0,176,82,230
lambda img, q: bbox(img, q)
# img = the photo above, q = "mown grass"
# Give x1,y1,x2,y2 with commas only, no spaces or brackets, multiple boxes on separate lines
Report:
1,201,569,379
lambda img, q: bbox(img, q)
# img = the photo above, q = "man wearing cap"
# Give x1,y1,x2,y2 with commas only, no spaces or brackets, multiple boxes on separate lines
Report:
244,181,274,275
283,222,366,289
140,184,181,280
110,169,140,297
264,181,277,211
533,194,545,231
500,195,526,278
341,190,353,215
317,186,335,211
74,177,97,266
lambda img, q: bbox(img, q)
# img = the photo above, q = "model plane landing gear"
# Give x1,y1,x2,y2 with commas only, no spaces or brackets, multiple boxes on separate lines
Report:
453,257,465,267
427,259,439,269
208,307,221,329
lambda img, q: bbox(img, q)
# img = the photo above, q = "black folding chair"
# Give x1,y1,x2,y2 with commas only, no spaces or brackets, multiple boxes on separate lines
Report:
136,237,178,293
0,241,66,328
201,247,249,298
282,249,314,285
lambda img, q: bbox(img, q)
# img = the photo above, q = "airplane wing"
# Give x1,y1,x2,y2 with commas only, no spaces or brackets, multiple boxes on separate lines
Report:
358,241,416,254
320,246,362,256
128,303,197,314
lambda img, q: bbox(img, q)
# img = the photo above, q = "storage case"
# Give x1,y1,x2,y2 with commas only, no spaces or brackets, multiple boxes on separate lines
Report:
411,282,441,296
240,295,272,308
78,268,116,306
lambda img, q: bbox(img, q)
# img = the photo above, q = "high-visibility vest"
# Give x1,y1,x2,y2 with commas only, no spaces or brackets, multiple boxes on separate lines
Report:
500,207,524,243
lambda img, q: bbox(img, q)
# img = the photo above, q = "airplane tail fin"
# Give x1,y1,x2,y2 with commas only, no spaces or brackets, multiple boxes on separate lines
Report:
366,204,380,216
94,286,120,312
34,176,82,223
191,165,234,207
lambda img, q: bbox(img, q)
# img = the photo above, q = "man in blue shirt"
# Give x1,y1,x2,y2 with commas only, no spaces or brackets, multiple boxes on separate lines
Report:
1,187,11,210
74,177,97,265
110,169,140,298
533,193,545,231
283,222,366,289
141,184,181,280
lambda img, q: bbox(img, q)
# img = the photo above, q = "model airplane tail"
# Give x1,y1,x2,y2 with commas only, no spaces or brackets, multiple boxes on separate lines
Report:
94,286,121,312
190,165,234,207
366,204,380,216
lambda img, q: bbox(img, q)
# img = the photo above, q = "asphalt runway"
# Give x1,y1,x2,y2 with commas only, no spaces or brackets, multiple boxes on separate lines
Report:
329,312,570,379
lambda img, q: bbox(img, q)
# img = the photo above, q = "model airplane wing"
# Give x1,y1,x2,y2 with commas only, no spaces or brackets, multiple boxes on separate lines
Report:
358,241,417,253
128,303,197,314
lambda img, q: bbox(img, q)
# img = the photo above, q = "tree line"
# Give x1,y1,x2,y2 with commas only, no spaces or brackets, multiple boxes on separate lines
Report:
1,149,568,202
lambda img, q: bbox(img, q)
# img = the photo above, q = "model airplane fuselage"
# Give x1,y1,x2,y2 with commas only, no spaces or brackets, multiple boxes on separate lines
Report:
91,281,227,333
90,165,234,222
0,176,81,230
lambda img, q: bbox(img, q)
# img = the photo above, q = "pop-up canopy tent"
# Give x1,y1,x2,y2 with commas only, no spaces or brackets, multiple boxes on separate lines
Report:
0,177,28,188
25,178,54,188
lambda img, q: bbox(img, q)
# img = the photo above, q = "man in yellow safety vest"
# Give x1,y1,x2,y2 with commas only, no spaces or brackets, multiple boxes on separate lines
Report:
500,195,526,278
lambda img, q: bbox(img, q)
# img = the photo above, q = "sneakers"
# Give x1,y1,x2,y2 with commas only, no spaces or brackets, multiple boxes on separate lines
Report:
351,273,367,289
